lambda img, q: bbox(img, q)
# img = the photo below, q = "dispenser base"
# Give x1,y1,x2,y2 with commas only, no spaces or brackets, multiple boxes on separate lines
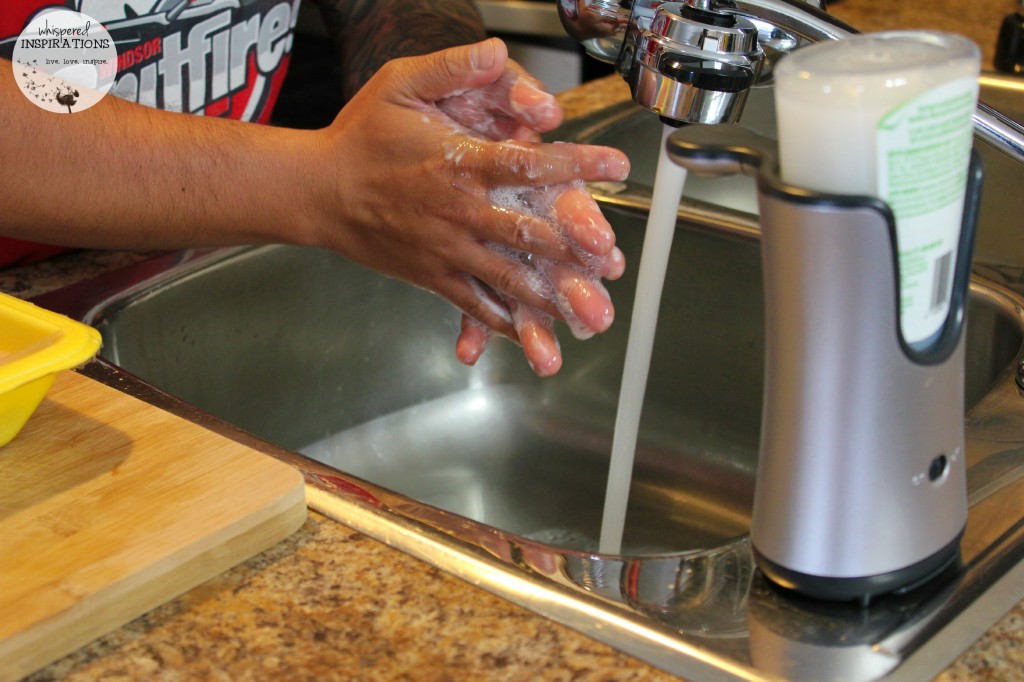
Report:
753,531,964,607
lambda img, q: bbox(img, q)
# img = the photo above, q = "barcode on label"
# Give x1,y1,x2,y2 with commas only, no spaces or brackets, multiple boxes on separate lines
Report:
930,251,953,312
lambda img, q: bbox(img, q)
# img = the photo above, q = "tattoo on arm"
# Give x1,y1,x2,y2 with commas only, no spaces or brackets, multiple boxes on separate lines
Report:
310,0,487,99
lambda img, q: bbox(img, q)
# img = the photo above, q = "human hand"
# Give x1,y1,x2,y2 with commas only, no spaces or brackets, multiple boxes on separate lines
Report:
436,54,563,142
437,48,627,375
453,182,626,376
305,38,628,376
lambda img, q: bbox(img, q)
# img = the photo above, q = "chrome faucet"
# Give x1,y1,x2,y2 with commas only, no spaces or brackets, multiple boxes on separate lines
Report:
613,2,768,124
559,0,850,65
558,0,852,122
558,0,1024,157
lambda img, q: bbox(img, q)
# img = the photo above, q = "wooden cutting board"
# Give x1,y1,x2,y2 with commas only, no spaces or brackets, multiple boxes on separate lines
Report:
0,370,307,681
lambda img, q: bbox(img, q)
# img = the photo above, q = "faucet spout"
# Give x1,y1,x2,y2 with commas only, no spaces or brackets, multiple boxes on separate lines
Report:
619,2,768,124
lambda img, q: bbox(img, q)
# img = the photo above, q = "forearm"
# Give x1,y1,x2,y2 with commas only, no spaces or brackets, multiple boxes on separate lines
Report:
311,0,486,98
2,37,631,377
0,61,317,250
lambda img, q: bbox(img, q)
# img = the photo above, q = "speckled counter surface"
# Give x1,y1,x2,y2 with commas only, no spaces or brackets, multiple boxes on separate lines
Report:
5,3,1024,680
22,514,676,682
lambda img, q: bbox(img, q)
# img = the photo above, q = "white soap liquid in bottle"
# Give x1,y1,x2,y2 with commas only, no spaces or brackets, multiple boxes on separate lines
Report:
774,31,980,348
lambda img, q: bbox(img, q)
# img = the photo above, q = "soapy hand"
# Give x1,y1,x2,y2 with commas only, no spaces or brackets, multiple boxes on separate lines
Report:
436,56,563,143
308,38,628,376
435,45,628,375
454,183,625,376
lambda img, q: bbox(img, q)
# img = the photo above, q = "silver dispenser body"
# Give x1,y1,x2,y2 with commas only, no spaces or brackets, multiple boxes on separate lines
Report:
666,126,982,602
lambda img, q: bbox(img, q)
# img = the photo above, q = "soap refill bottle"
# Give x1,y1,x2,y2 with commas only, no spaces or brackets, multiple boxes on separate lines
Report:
749,32,982,604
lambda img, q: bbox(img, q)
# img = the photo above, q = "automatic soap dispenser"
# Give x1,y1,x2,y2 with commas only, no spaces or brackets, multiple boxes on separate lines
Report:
666,31,984,605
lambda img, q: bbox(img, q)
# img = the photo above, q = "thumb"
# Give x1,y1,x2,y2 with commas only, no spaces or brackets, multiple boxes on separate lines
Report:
395,37,509,103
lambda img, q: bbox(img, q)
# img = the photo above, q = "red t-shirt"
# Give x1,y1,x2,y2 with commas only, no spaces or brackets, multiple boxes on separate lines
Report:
1,0,298,268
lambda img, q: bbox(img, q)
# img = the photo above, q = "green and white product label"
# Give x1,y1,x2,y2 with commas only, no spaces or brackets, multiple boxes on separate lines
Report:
877,77,977,346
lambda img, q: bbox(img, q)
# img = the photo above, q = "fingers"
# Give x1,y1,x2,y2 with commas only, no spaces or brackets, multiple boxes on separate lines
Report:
443,136,630,188
472,242,615,339
552,184,616,257
479,183,578,257
448,233,617,376
507,298,563,377
455,314,492,366
435,57,561,141
550,186,627,279
447,240,615,364
456,180,625,342
392,38,510,103
505,62,563,133
480,183,624,274
455,304,563,378
473,243,564,319
455,273,516,339
449,280,562,378
598,247,627,280
533,258,615,339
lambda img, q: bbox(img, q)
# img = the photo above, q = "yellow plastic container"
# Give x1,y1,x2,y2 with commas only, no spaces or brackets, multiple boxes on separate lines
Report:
0,292,102,447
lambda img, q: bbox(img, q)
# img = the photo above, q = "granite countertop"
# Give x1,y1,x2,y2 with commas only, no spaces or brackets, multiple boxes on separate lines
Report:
7,2,1024,680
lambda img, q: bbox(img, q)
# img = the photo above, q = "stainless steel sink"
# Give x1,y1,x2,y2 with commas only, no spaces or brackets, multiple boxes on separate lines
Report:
51,214,1018,554
36,75,1024,682
90,215,771,555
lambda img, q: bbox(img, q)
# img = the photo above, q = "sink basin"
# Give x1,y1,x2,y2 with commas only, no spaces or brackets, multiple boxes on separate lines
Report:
90,213,771,555
35,75,1024,682
53,212,1020,557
